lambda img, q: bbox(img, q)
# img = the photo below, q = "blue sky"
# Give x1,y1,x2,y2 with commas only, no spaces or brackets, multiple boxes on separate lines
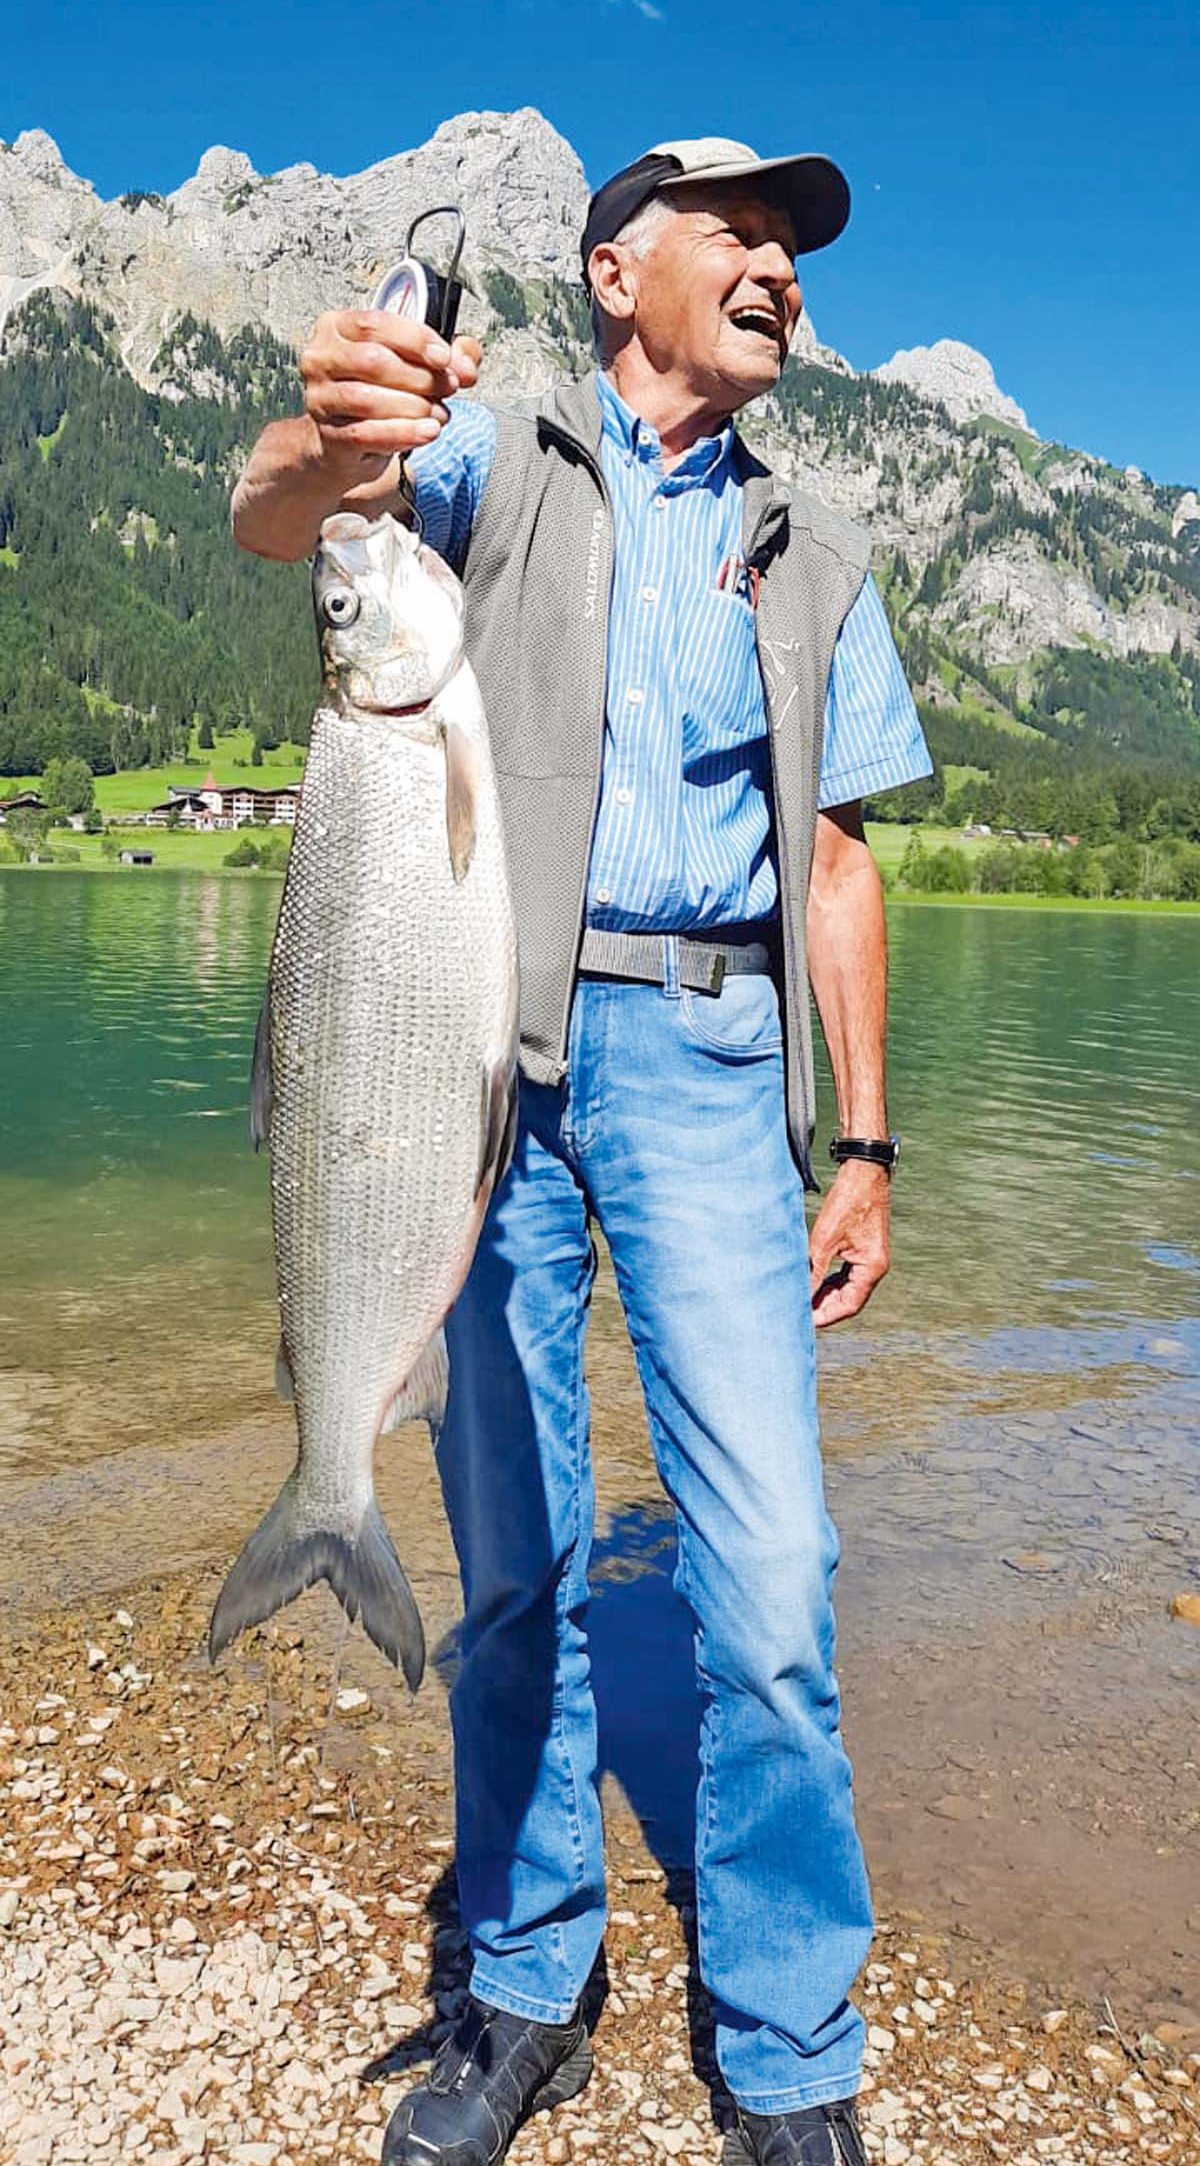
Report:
4,0,1197,484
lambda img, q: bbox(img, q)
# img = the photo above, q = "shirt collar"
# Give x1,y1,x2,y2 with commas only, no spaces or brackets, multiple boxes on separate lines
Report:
595,370,735,484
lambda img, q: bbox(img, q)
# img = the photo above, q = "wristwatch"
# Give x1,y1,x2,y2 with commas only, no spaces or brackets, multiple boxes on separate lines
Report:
829,1134,901,1173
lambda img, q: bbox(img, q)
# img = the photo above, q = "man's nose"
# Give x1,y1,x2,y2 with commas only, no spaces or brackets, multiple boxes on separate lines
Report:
749,238,797,289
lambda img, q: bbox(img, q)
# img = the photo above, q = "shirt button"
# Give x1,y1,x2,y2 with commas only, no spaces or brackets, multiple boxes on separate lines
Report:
626,687,644,705
641,585,658,603
595,888,612,905
615,787,634,805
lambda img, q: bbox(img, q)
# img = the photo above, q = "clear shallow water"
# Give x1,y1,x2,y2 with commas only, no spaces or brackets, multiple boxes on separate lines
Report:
0,875,280,1473
1,874,1198,1480
2,874,1198,2013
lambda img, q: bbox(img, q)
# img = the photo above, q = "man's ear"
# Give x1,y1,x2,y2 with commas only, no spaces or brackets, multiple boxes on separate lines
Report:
587,243,638,326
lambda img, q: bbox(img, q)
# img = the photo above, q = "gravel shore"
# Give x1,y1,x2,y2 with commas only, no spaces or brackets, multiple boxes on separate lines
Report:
1,1574,1197,2166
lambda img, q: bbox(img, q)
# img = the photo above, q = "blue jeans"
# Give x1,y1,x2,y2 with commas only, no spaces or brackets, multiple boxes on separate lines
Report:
437,962,873,2112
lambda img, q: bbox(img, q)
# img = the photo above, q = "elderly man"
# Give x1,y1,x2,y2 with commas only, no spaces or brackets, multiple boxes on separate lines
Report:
233,138,932,2166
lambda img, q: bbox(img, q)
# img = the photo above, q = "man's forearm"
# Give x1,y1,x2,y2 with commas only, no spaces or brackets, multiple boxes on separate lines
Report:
805,808,889,1136
231,416,397,563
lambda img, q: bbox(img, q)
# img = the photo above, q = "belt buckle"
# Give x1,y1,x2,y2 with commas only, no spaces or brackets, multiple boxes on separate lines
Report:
707,951,726,994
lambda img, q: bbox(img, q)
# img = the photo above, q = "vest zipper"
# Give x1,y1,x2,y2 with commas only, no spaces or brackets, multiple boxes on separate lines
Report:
746,498,820,1196
538,419,615,1080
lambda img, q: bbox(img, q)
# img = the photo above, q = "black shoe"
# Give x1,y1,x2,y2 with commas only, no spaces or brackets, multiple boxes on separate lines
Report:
723,2095,868,2166
382,1993,592,2165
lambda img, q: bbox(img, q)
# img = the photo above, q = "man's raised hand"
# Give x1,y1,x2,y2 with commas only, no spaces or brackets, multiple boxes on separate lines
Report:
299,310,483,483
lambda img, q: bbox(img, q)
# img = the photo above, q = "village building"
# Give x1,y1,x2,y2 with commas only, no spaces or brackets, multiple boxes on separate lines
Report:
144,771,299,831
0,790,45,826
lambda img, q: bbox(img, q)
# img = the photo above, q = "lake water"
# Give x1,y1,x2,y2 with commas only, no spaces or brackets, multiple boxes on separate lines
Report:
1,871,1198,2017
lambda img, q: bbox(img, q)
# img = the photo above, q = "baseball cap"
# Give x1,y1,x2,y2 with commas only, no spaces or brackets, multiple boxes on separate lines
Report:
581,137,850,284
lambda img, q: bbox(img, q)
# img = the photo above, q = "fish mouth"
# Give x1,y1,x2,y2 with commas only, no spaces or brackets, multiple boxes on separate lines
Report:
354,695,438,717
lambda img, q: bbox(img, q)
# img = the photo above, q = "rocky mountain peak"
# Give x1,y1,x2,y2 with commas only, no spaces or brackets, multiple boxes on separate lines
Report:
873,337,1031,433
8,129,72,180
0,108,590,377
170,145,259,209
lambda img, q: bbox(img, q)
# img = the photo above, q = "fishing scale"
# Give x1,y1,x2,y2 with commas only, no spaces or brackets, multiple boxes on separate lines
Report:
370,205,467,341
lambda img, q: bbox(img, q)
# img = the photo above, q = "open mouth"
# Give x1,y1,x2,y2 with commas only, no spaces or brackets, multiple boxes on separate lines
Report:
727,306,785,355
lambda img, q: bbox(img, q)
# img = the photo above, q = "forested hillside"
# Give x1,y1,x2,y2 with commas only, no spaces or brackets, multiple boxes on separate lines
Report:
2,286,1200,849
0,294,310,776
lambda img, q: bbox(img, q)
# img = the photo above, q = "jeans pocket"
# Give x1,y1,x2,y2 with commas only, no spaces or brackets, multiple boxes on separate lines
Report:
679,972,783,1057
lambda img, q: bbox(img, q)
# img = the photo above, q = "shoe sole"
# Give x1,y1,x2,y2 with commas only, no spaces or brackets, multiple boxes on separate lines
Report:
722,2124,860,2166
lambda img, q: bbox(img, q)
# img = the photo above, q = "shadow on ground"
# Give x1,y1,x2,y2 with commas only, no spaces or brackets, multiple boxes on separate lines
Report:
362,1503,727,2107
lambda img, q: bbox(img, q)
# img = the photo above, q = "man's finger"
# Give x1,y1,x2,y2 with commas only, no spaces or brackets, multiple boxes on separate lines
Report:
337,310,455,368
812,1264,876,1329
317,414,444,454
310,382,451,426
447,338,482,385
305,339,455,400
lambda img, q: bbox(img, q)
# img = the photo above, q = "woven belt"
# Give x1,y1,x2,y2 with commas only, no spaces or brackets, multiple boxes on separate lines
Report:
577,926,773,995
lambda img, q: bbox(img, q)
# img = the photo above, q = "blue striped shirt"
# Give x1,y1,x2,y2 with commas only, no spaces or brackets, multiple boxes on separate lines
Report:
410,375,931,931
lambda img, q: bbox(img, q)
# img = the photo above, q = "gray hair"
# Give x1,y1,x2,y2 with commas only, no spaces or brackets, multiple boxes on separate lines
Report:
589,194,677,359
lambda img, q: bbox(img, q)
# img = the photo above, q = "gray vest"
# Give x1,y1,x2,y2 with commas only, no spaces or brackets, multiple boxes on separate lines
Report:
460,375,871,1188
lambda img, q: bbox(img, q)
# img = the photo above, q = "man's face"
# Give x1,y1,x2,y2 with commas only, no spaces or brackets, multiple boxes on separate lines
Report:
622,183,802,409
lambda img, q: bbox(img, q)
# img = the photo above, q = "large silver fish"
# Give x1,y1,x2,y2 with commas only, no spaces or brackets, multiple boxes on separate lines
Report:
209,513,519,1688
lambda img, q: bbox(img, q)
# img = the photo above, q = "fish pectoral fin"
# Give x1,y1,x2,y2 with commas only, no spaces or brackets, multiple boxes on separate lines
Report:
208,1477,426,1690
249,987,274,1152
442,718,478,883
380,1330,449,1441
477,1058,518,1201
274,1338,295,1402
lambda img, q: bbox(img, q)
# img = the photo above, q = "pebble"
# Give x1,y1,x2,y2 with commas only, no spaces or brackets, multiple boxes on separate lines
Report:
0,1595,1195,2166
153,1956,204,1994
1168,1592,1200,1627
334,1688,372,1715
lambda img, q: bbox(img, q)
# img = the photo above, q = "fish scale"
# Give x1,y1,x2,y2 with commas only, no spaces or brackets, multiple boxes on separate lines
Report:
210,514,518,1688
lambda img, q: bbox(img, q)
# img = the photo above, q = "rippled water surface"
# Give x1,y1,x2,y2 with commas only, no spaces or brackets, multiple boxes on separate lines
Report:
1,875,1197,1479
3,874,1198,2011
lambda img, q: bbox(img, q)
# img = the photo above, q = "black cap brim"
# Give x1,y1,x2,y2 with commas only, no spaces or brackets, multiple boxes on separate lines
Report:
582,148,850,283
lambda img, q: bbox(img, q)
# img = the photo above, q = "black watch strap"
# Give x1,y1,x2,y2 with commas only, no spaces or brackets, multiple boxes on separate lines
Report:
829,1134,901,1171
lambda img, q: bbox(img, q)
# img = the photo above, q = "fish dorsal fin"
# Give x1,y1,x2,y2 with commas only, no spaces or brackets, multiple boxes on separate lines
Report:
249,989,274,1151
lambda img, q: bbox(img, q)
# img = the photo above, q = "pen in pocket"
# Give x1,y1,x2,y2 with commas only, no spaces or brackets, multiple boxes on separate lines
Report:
714,554,760,609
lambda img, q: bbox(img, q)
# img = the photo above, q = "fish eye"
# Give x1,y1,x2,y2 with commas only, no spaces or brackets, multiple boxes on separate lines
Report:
321,584,360,628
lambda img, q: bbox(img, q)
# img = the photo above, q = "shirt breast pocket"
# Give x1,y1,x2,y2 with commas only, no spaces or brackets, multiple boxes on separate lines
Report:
678,584,765,759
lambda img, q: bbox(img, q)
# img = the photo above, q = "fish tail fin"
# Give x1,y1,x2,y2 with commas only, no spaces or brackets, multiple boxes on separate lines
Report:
208,1477,425,1689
